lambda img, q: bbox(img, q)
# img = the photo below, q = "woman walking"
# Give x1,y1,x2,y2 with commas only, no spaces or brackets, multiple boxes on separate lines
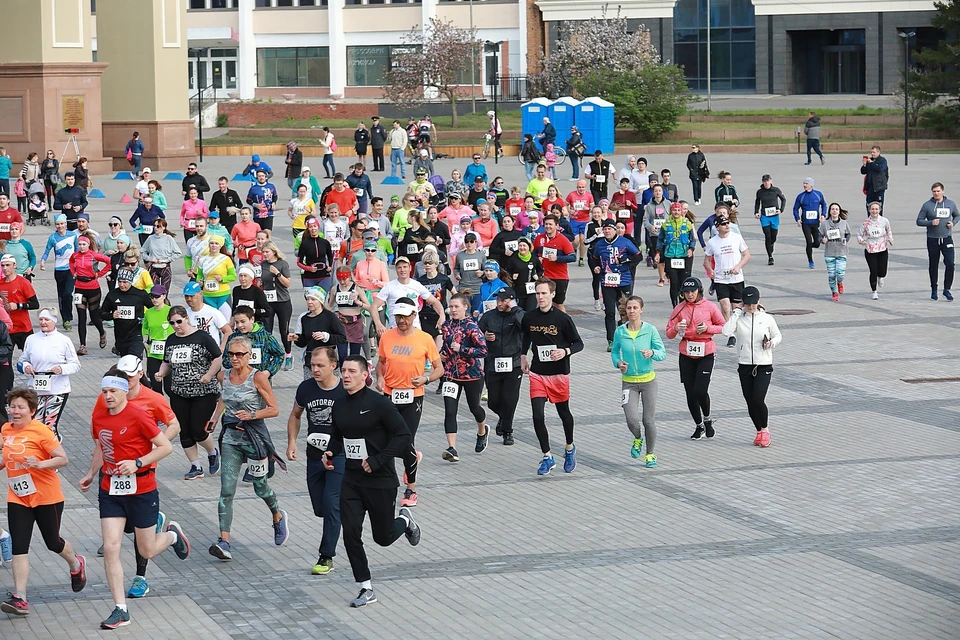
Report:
320,127,336,179
721,286,782,447
858,201,894,300
140,218,180,293
611,296,665,467
686,144,707,206
209,335,288,561
41,151,60,210
68,234,109,355
439,292,488,462
820,203,851,302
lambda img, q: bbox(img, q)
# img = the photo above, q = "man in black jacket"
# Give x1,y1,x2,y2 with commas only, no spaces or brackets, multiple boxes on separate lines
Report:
101,269,151,357
370,117,387,172
209,176,243,231
860,145,889,211
478,287,524,445
182,163,211,201
53,172,87,229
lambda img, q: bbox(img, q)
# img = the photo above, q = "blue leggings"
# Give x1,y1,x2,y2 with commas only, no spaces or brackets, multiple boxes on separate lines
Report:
825,255,847,293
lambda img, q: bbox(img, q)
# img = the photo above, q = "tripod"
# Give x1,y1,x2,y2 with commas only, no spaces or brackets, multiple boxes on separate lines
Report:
61,134,81,164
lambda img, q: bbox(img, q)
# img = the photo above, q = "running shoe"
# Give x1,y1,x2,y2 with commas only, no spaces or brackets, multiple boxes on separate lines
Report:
878,277,884,288
837,282,845,295
312,557,333,575
808,262,815,269
127,576,150,598
495,419,503,436
77,345,88,356
1,593,28,616
932,288,938,301
350,588,377,608
537,455,556,475
563,445,577,473
704,419,716,439
401,489,418,507
768,257,774,265
242,468,253,483
607,341,613,353
578,257,583,267
97,543,104,557
594,299,602,311
399,506,421,546
481,389,488,402
184,466,204,481
475,429,488,453
657,279,664,287
442,447,460,462
871,291,879,300
630,438,643,459
503,433,515,446
100,606,130,629
753,431,763,446
99,334,106,349
832,293,839,302
70,554,87,592
690,425,705,440
945,290,954,301
644,454,658,468
274,509,289,546
167,521,191,559
104,320,114,328
283,354,294,371
726,336,736,348
209,537,232,560
759,431,771,447
402,450,422,485
646,256,653,268
708,283,715,296
62,321,72,332
208,449,221,476
157,510,168,534
0,531,11,563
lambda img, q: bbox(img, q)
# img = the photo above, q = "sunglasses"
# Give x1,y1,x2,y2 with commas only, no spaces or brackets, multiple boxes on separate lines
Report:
717,222,730,227
125,261,138,266
150,293,164,299
171,318,186,325
364,248,377,253
227,351,249,358
109,223,120,227
472,157,481,160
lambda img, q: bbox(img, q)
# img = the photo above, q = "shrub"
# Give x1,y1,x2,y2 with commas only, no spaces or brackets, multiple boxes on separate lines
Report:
216,113,228,128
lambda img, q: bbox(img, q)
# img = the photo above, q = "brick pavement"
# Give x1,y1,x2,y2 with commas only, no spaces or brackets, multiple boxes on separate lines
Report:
1,152,958,639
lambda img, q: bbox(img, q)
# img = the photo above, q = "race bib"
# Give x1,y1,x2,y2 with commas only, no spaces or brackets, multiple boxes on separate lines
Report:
869,228,882,238
392,388,414,405
204,279,219,292
621,389,629,406
604,272,621,286
670,258,685,269
525,281,536,294
936,208,950,218
595,174,606,184
335,291,352,306
542,247,557,261
509,206,520,215
723,195,733,203
170,346,192,364
685,341,705,357
0,224,11,233
441,381,459,398
482,300,496,312
33,373,51,392
247,459,268,477
805,210,818,220
109,474,137,496
537,344,556,362
354,188,364,197
505,241,518,252
72,293,83,305
9,474,37,497
462,259,480,272
265,289,278,302
494,357,512,372
826,228,841,241
618,209,631,219
236,298,254,308
117,306,135,320
538,191,548,201
764,207,777,216
653,221,664,233
344,438,368,460
186,218,197,230
249,347,262,365
306,432,330,450
252,264,262,278
150,340,165,356
406,244,419,254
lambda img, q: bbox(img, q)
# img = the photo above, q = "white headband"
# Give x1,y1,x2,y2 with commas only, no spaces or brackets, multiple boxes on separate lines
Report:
38,309,58,324
101,376,130,392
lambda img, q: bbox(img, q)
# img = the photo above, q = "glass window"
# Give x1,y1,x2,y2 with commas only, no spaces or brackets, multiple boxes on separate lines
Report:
255,0,271,6
91,0,96,13
225,61,237,89
674,43,698,78
674,0,754,91
211,0,230,7
345,0,362,4
347,46,390,86
710,0,730,27
674,0,697,29
300,0,316,4
731,0,755,27
190,0,206,8
731,43,755,78
710,43,731,79
257,47,330,87
277,0,293,5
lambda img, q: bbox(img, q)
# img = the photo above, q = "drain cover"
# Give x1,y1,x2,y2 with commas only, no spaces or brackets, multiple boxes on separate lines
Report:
767,309,815,316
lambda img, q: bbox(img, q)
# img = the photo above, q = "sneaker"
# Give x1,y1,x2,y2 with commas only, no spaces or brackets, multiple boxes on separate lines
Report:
759,430,771,447
62,321,72,332
475,428,488,453
311,557,333,575
832,293,839,302
402,450,422,485
630,438,643,459
350,588,377,608
704,419,716,439
804,161,811,166
0,531,11,563
273,509,289,546
872,291,879,300
768,257,774,265
690,425,705,440
878,277,884,288
127,575,150,598
184,466,204,481
70,554,87,592
167,521,191,559
399,506,421,546
563,445,577,473
644,454,658,468
283,354,294,371
503,433,515,446
97,543,104,557
100,606,131,629
495,419,503,437
695,200,701,206
578,257,584,267
945,289,954,301
442,446,459,462
657,279,664,287
932,288,939,301
708,282,715,296
821,157,825,165
607,340,613,353
208,450,220,476
537,455,556,475
1,593,28,616
99,334,106,349
726,336,736,348
753,431,763,446
156,510,167,534
481,389,488,402
594,299,602,311
837,282,845,295
104,320,114,328
209,537,232,560
808,262,815,269
401,489,418,507
645,256,653,268
77,345,88,356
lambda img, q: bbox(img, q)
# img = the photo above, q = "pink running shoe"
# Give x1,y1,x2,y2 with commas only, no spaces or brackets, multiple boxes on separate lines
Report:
832,293,839,302
759,431,771,447
753,432,763,446
402,450,423,485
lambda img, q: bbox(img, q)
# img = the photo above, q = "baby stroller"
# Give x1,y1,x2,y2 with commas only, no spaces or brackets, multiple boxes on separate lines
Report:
27,181,50,226
428,174,446,208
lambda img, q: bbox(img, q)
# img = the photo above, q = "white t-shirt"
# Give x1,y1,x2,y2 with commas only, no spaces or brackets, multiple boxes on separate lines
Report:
187,304,228,343
376,279,431,329
322,218,348,253
135,180,150,196
704,234,748,284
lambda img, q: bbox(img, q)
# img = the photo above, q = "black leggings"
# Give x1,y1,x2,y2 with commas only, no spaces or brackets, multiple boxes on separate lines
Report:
864,250,889,291
801,224,821,263
396,396,423,484
75,286,104,347
263,299,293,352
679,353,713,425
601,285,629,342
762,226,779,258
665,256,694,307
588,255,601,301
8,501,65,556
340,482,406,583
486,370,522,435
738,364,772,431
169,392,219,449
442,379,486,434
531,397,575,454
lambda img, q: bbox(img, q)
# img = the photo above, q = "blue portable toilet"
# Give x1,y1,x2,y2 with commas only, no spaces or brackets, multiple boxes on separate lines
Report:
575,97,615,155
548,97,579,145
521,97,552,143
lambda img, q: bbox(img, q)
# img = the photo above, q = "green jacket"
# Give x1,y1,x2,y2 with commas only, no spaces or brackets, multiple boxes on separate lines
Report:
223,322,285,377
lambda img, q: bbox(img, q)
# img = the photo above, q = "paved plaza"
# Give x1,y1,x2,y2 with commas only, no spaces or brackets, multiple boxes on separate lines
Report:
1,149,959,639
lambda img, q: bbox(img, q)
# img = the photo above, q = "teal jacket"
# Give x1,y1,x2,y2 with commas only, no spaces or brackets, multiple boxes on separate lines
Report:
610,321,666,378
656,217,696,259
224,323,285,378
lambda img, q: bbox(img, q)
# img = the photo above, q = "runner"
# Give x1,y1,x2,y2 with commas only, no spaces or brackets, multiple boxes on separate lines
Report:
533,215,576,312
260,241,295,370
290,287,347,379
721,286,782,447
376,298,443,507
585,207,605,310
142,285,174,394
0,253,39,350
416,253,454,342
100,269,152,356
520,278,584,475
792,177,827,269
703,214,750,346
232,264,272,326
611,296,665,467
183,281,231,349
79,371,190,629
858,202,894,300
565,180,595,266
208,336,288,561
438,292,488,461
39,215,78,332
753,174,786,265
820,203,852,302
154,305,222,481
371,257,446,335
68,234,109,355
286,346,346,575
656,203,697,307
915,182,959,301
0,387,86,616
16,309,80,441
593,219,641,351
478,287,524,446
224,307,285,378
665,277,725,440
198,235,235,318
327,267,372,362
322,354,421,608
643,184,670,284
297,216,335,291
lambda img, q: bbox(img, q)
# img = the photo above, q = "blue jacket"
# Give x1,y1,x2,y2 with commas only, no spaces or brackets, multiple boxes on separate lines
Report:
793,189,827,224
592,236,640,287
462,163,488,186
130,203,165,230
125,139,144,155
242,161,274,182
657,217,696,259
610,322,667,379
480,277,508,305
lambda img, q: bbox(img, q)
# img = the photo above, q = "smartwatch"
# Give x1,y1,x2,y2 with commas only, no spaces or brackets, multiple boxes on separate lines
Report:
135,458,143,470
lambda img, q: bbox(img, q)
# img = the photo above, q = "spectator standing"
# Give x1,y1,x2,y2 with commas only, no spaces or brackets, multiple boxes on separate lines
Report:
284,142,303,192
354,122,370,166
370,116,387,172
804,111,824,166
860,145,888,210
0,147,12,197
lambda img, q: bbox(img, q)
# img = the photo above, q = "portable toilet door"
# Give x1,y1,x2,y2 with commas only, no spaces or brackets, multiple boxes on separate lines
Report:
548,97,579,148
575,96,616,155
521,97,553,144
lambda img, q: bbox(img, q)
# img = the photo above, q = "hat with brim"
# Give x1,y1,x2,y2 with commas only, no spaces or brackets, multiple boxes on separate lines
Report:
679,277,702,293
742,286,760,305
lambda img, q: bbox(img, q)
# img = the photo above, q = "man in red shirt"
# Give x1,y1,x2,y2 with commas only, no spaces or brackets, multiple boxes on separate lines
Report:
610,177,639,236
0,194,23,241
470,202,500,248
325,174,359,223
534,215,576,312
80,371,191,630
0,253,38,350
565,180,595,266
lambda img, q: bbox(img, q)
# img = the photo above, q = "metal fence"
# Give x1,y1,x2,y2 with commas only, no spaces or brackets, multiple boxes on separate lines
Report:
491,75,528,102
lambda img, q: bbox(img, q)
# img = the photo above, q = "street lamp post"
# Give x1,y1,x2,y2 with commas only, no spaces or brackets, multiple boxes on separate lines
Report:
484,40,504,164
469,0,476,114
899,31,915,167
706,0,712,111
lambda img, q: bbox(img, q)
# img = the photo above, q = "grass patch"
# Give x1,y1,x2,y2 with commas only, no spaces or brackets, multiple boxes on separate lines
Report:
693,106,900,117
248,111,524,130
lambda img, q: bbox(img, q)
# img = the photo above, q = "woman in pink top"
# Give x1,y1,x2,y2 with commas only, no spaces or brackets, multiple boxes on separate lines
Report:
179,186,209,241
441,192,472,230
230,206,262,262
353,241,389,296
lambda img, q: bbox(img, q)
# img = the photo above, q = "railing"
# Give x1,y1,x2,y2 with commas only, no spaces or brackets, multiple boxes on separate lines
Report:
490,75,528,102
189,84,217,116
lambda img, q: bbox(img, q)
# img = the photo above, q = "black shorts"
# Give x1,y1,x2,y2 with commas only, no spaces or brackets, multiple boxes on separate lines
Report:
99,487,160,530
418,133,431,145
713,281,744,303
553,279,570,305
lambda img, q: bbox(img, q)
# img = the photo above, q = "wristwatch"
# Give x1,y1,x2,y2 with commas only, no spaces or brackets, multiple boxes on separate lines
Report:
135,458,143,469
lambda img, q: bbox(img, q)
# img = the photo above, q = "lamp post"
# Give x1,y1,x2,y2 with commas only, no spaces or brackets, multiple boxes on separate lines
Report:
484,40,504,164
706,0,712,111
469,0,476,114
899,31,915,167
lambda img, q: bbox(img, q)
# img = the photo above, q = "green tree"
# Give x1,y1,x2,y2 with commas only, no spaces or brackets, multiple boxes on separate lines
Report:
574,66,694,141
914,0,960,133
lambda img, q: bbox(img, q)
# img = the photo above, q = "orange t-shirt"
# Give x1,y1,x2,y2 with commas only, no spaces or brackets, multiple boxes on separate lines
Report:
326,189,359,220
2,419,65,507
377,328,440,398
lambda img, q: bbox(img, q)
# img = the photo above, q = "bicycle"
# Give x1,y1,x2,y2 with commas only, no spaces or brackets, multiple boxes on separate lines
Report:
518,146,565,166
481,133,504,160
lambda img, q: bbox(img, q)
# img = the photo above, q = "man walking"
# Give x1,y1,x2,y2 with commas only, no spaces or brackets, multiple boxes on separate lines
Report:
916,182,960,301
803,112,824,166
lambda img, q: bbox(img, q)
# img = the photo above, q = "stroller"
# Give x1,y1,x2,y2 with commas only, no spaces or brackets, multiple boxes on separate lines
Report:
27,181,50,226
428,174,446,208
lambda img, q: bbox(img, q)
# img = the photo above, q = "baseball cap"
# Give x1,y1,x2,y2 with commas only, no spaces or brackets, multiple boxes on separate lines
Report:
464,232,478,243
416,168,427,175
301,166,311,173
391,195,400,202
142,167,152,174
392,297,418,317
183,281,202,296
679,277,702,293
742,286,760,305
117,355,144,375
762,174,772,181
363,240,378,250
715,215,730,227
449,192,462,200
474,176,484,183
150,284,167,297
0,254,16,264
251,154,260,162
495,286,516,300
208,209,220,219
394,256,411,266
